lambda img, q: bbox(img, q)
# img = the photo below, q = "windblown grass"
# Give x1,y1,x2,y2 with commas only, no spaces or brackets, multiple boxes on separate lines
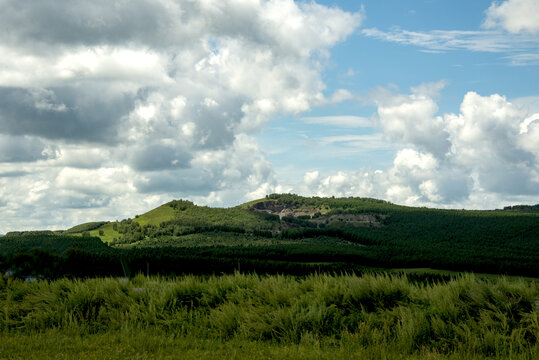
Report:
0,273,537,359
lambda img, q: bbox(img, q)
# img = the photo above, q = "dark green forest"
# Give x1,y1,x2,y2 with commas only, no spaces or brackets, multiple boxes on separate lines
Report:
1,194,538,278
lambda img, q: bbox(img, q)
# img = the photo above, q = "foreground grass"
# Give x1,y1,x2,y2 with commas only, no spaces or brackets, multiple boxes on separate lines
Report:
390,268,539,282
0,273,537,359
4,331,534,360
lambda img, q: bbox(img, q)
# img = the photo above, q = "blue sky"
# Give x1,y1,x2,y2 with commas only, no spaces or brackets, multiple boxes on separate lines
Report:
259,0,538,188
0,0,537,231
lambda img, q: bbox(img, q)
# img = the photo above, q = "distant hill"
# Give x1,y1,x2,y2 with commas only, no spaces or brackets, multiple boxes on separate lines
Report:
2,194,538,277
64,196,402,244
501,204,539,213
64,221,109,234
4,230,56,237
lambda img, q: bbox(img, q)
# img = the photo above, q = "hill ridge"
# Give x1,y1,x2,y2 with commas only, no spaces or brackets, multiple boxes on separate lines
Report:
1,194,538,277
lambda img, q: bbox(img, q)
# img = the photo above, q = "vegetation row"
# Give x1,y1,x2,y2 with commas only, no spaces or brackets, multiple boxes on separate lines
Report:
0,273,537,359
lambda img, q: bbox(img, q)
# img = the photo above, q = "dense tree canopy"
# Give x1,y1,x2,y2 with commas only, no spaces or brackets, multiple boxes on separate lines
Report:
1,195,537,278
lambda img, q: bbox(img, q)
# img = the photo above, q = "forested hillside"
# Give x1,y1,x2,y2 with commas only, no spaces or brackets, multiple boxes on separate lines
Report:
1,194,538,278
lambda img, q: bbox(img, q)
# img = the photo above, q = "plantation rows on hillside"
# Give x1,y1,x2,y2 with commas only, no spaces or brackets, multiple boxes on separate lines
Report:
0,234,378,278
109,195,539,277
2,195,538,277
0,273,537,359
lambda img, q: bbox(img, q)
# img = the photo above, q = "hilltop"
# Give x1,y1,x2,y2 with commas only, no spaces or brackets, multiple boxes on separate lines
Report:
63,195,411,243
1,194,538,278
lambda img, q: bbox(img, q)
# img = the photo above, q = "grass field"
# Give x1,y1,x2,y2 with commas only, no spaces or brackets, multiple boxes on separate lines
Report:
1,273,537,359
4,332,532,360
390,268,539,282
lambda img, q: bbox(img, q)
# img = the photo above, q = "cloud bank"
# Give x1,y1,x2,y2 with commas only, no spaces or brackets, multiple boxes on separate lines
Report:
0,0,361,231
295,84,539,209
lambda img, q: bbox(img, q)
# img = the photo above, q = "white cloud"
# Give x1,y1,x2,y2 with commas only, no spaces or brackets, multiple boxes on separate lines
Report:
56,167,135,196
393,149,438,174
445,92,539,195
360,0,539,65
483,0,539,34
373,83,450,157
320,134,384,145
512,95,539,114
303,170,320,185
325,89,355,104
51,146,111,169
505,53,539,66
294,86,539,208
360,28,537,53
301,115,372,127
519,119,539,158
419,180,443,203
385,185,419,206
0,45,170,88
447,93,525,162
0,0,362,231
520,113,539,134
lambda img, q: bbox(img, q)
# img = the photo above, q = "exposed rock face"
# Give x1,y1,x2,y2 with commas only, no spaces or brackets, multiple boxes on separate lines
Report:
250,201,290,217
310,214,386,228
250,201,325,219
250,201,386,228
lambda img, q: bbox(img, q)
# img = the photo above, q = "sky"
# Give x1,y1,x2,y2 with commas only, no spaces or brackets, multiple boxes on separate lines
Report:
0,0,538,232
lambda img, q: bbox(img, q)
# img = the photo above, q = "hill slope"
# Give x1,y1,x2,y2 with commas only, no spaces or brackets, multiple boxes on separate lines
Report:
2,194,538,277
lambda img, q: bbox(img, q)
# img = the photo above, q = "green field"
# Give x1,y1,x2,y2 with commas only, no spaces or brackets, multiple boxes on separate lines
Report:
0,273,537,359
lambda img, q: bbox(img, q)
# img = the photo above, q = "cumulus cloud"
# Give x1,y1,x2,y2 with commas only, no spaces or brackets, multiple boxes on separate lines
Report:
0,0,361,231
372,81,451,157
295,87,539,208
483,0,539,34
445,92,538,195
51,146,111,169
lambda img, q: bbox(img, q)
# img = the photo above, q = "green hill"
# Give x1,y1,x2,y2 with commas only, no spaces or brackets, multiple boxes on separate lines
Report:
64,221,109,234
2,194,538,278
68,203,177,242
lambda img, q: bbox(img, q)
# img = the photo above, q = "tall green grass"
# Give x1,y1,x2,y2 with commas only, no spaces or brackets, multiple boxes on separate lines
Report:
0,273,537,359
